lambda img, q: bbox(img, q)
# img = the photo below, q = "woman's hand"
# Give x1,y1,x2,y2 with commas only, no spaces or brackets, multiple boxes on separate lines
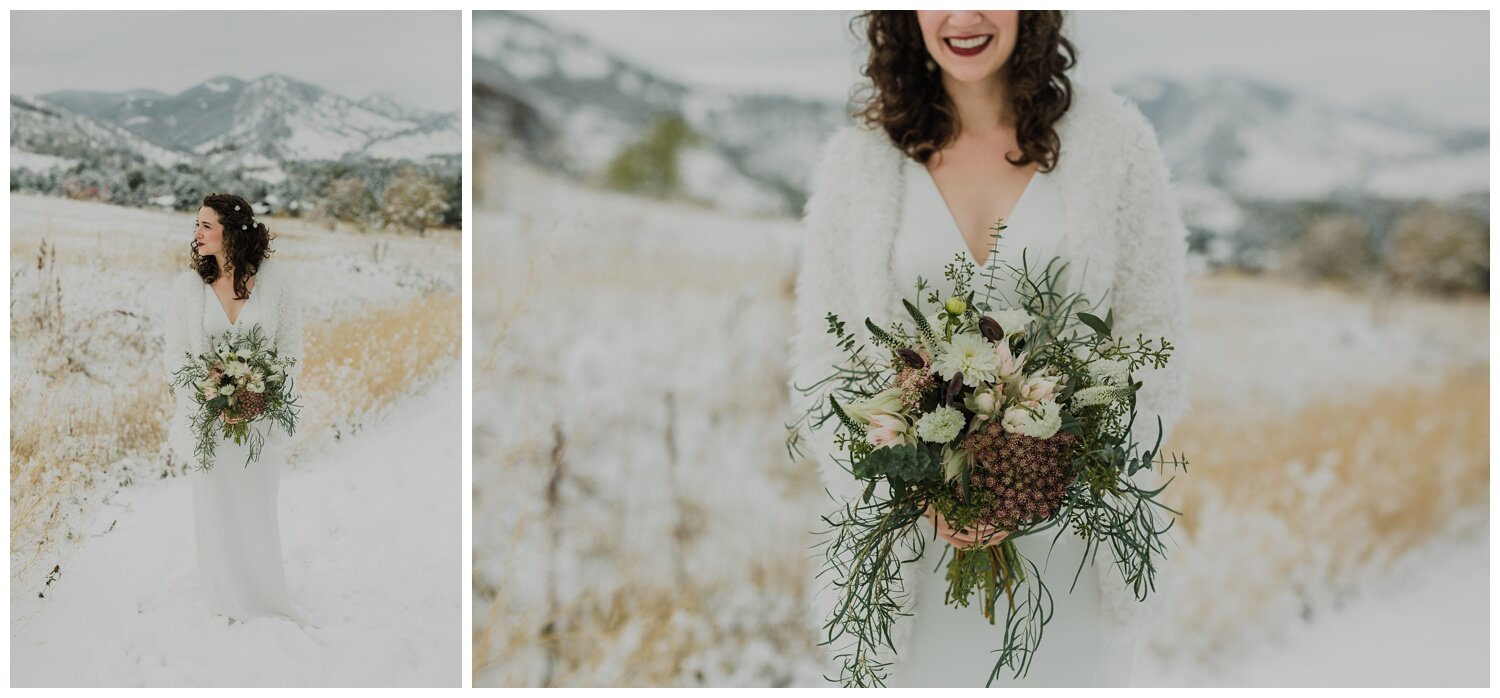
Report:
924,504,1009,548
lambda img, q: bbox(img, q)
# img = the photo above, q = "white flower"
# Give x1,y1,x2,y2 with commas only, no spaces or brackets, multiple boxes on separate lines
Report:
218,384,236,397
224,361,249,378
916,406,965,444
247,381,266,394
933,332,1001,387
1088,359,1131,386
986,308,1034,338
845,387,906,424
1001,401,1062,439
1071,384,1132,408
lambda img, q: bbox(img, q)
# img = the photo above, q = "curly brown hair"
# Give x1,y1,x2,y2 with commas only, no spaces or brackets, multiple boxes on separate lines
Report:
191,192,274,300
851,11,1077,170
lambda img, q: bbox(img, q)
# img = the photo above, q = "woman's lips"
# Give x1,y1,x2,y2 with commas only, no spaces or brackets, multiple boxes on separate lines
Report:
944,34,993,57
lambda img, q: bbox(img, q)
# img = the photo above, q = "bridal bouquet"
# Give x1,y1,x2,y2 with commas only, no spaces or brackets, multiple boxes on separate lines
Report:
171,324,301,470
791,228,1186,687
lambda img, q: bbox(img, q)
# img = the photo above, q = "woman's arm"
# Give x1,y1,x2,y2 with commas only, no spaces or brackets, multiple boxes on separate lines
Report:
1110,103,1193,487
787,128,870,506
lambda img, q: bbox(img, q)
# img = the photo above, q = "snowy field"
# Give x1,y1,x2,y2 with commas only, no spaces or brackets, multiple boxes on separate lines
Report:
11,370,461,687
10,193,462,686
473,159,1489,687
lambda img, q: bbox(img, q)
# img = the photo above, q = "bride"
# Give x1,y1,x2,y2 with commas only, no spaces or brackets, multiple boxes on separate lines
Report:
163,192,303,622
790,10,1191,687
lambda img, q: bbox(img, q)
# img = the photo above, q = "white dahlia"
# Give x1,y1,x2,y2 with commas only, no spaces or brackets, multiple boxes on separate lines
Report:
933,332,1001,387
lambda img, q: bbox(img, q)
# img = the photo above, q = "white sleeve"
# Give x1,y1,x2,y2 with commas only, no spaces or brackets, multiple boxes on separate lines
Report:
787,130,867,506
163,273,188,381
1109,103,1193,491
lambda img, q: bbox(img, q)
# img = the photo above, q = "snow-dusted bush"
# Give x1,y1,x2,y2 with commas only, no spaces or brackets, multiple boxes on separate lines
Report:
380,169,450,236
1385,201,1488,295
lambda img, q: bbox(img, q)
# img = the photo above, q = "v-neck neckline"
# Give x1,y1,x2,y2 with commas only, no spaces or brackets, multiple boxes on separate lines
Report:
916,161,1041,269
209,278,257,328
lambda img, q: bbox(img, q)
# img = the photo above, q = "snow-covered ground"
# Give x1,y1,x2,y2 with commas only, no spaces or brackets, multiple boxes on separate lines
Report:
10,369,461,687
1138,523,1488,688
10,193,462,686
473,159,1489,687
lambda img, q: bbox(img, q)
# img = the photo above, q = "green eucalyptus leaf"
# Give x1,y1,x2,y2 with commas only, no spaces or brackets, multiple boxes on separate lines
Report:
1077,312,1111,337
851,443,943,483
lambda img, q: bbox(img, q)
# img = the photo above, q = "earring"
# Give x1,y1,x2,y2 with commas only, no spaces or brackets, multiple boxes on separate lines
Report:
925,58,937,72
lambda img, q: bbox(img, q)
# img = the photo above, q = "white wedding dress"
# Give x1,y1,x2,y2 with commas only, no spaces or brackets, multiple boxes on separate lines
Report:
193,284,299,622
884,159,1132,687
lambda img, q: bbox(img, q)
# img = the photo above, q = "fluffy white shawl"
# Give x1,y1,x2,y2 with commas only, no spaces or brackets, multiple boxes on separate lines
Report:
161,257,304,465
788,81,1193,678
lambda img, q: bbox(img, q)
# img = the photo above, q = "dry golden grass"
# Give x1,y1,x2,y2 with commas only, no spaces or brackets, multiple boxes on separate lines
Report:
10,379,170,578
1155,364,1489,660
1169,364,1488,558
297,292,462,439
475,558,808,687
10,292,460,580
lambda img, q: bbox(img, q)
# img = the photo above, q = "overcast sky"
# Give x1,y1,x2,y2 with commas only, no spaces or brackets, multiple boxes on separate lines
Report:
10,11,461,113
534,10,1488,130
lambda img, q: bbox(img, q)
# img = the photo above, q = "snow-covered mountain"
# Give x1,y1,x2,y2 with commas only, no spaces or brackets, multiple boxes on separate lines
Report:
473,10,848,214
358,91,441,123
11,95,187,169
1115,75,1489,203
477,11,1487,217
18,74,459,176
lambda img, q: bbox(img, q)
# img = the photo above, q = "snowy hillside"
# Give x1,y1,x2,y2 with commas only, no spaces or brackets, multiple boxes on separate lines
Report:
358,91,442,123
18,73,459,172
1117,75,1489,202
473,157,1489,687
10,95,187,167
473,10,847,215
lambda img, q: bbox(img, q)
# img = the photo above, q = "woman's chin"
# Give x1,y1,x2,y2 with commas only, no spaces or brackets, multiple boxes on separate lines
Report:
943,65,1003,85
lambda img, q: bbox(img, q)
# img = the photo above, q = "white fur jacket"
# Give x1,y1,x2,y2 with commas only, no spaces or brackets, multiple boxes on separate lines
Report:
161,257,304,465
788,81,1192,675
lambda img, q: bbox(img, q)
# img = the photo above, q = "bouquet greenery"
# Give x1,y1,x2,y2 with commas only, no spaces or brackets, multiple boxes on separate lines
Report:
790,223,1187,687
171,324,301,470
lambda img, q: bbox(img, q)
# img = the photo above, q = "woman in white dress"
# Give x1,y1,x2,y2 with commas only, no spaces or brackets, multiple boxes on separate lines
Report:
163,192,303,622
790,10,1192,687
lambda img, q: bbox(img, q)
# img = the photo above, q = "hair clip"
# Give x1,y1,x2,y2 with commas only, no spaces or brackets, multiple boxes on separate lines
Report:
234,205,241,211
